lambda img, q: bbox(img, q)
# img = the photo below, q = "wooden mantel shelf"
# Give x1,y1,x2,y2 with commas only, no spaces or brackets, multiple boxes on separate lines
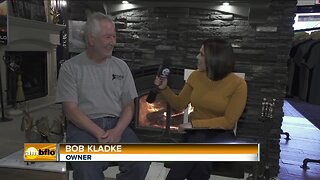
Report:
9,16,66,33
8,16,66,46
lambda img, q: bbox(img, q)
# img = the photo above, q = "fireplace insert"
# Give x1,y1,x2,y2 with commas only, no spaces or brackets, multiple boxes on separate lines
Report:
137,92,185,130
132,65,189,142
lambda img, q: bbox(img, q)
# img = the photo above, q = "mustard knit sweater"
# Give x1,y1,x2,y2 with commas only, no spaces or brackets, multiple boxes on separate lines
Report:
160,70,247,130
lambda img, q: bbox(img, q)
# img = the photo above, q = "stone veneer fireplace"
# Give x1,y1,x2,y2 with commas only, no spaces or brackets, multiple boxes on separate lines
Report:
104,0,295,177
0,16,65,113
64,0,296,177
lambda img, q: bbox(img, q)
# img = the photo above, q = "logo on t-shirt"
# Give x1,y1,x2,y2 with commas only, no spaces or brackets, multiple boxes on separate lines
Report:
112,74,124,80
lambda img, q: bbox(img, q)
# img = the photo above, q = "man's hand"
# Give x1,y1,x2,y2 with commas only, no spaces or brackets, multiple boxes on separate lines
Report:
99,128,122,143
63,102,106,139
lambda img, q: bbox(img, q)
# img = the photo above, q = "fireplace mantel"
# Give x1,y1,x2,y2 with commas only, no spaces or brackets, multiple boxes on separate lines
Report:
7,16,66,47
0,17,66,115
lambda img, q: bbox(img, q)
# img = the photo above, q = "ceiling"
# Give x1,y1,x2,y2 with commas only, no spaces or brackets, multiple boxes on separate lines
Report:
67,0,270,15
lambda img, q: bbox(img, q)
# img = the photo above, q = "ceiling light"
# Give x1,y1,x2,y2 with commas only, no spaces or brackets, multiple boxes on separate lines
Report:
61,0,67,7
223,2,230,6
122,1,129,4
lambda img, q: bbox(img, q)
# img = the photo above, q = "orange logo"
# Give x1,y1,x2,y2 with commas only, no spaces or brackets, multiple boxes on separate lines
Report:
24,143,57,161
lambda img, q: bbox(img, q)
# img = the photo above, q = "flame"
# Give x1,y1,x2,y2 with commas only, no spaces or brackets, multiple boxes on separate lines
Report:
146,103,161,112
138,94,184,130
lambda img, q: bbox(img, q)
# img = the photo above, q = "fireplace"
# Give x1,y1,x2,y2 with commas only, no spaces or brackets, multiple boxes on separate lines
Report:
137,94,185,131
6,51,48,105
0,16,65,113
132,65,189,142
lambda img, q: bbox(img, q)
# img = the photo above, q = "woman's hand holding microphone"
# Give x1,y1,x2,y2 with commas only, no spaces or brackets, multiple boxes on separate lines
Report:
154,76,168,90
155,76,193,133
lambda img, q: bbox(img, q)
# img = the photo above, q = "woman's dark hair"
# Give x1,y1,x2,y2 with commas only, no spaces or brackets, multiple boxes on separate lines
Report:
203,38,235,81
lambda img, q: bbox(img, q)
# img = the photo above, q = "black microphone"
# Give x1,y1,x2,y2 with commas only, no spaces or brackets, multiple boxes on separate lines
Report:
146,60,171,103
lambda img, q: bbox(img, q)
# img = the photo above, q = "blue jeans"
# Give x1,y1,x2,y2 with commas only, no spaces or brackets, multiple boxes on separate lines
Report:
67,116,150,180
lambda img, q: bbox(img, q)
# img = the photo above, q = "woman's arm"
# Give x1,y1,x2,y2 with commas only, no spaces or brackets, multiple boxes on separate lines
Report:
160,83,193,111
155,71,196,111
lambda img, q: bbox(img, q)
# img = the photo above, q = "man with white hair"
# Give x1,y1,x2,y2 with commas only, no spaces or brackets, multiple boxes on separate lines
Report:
56,12,150,180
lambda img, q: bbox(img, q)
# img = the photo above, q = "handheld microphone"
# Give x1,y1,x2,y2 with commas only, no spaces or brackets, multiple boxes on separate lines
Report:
146,60,171,103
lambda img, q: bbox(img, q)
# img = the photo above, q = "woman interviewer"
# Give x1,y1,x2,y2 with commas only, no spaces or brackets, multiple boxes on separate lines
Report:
154,38,248,180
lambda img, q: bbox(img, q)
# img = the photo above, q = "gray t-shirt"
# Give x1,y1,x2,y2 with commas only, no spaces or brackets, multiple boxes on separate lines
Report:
56,52,137,119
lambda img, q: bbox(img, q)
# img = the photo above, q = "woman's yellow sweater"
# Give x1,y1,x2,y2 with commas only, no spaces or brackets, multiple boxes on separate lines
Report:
160,70,247,130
